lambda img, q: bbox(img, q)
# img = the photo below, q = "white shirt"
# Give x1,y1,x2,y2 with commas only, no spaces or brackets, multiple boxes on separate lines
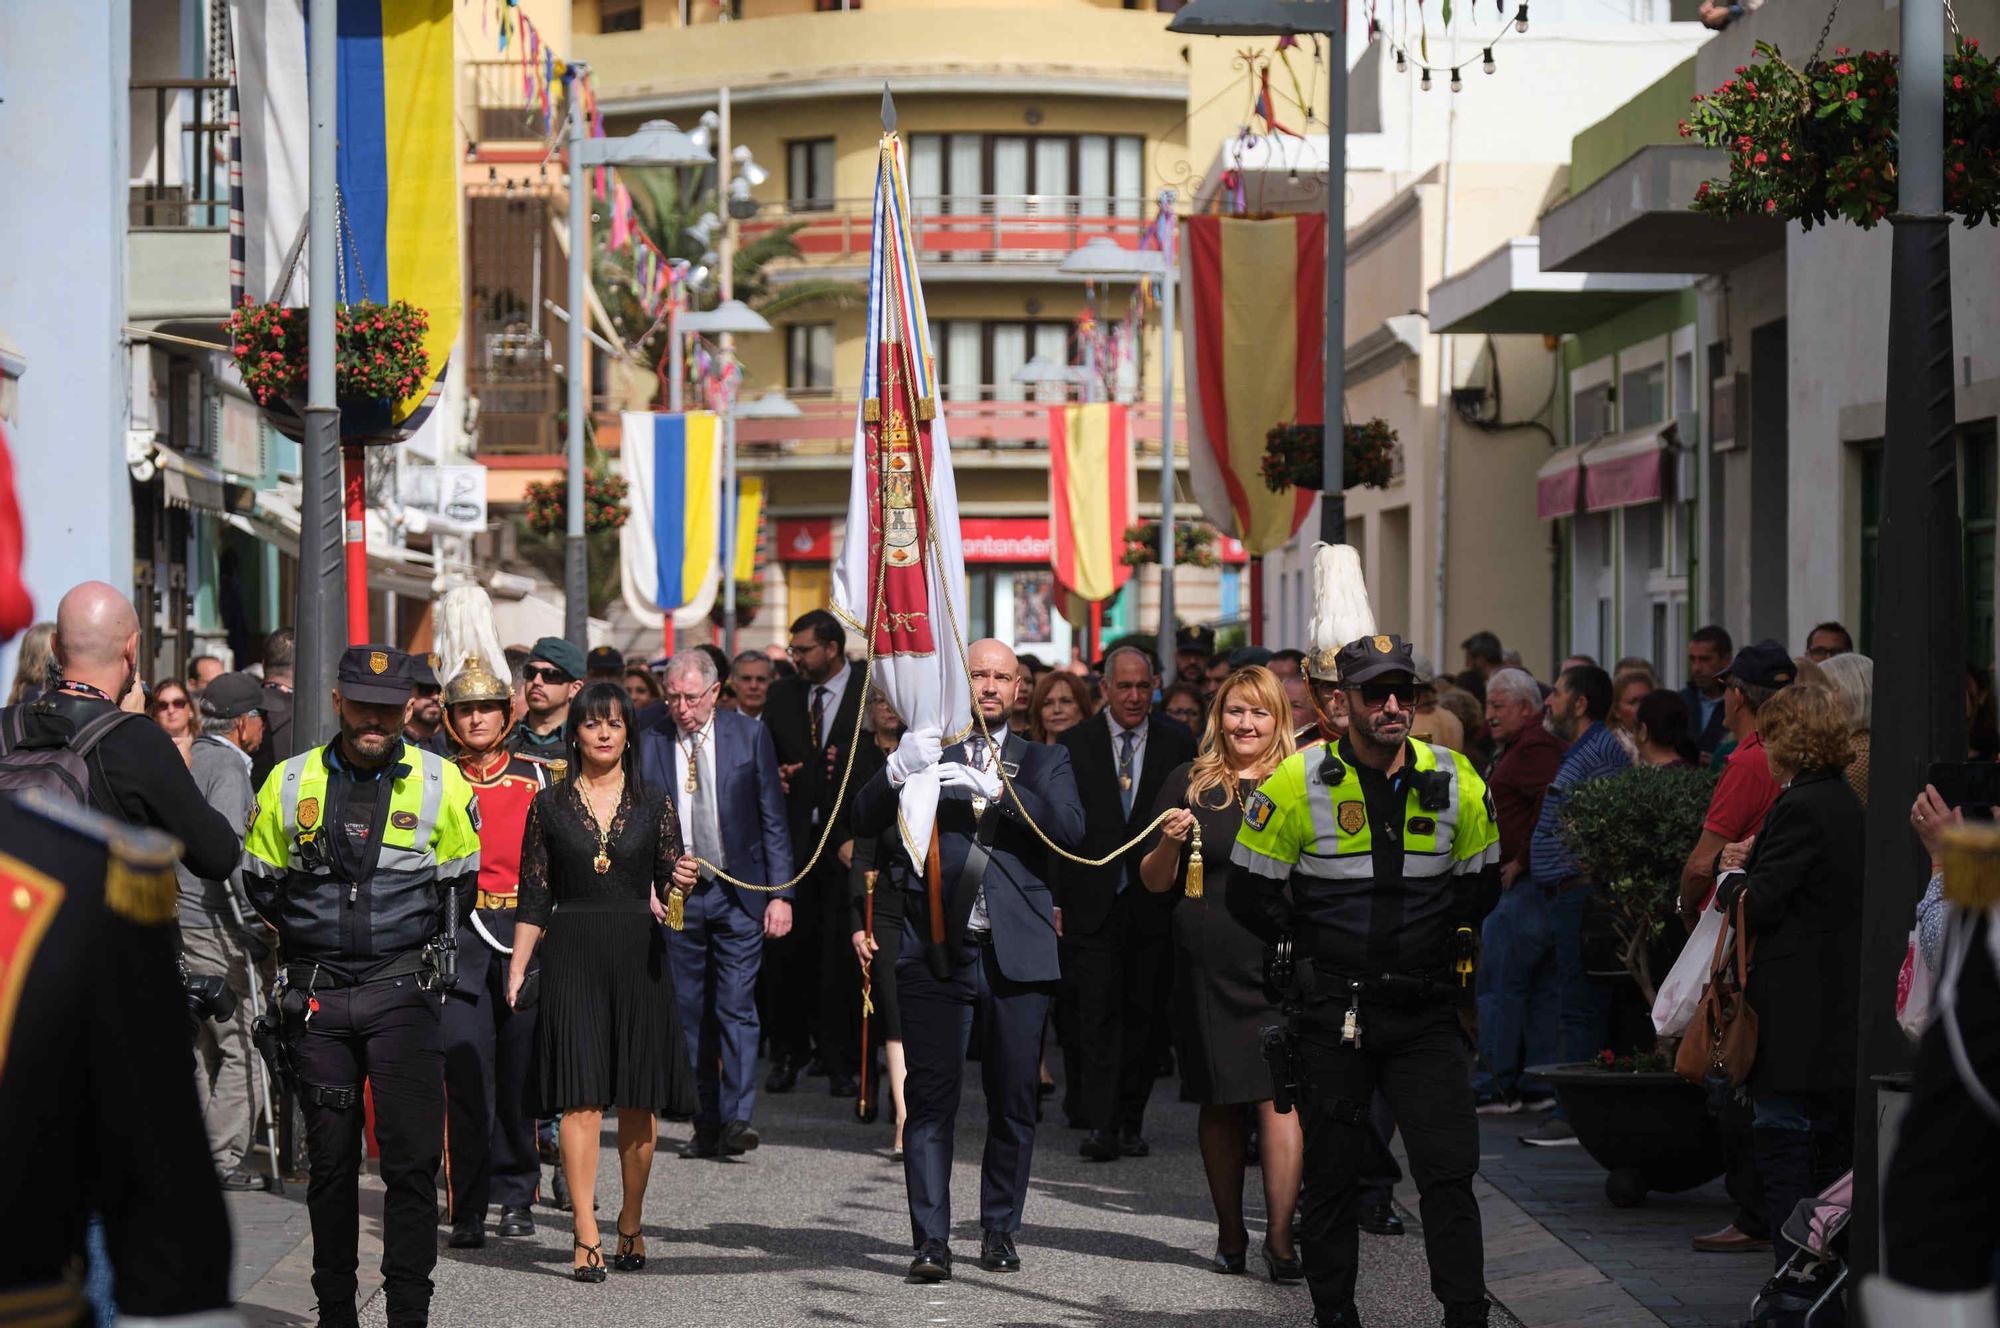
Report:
963,734,1001,935
671,714,719,862
1107,713,1148,799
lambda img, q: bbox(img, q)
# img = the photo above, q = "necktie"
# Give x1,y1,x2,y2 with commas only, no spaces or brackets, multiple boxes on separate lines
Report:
811,685,828,750
691,741,721,874
1118,728,1138,817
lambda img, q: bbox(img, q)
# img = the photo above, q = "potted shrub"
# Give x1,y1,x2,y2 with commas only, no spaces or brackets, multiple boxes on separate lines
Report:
1682,37,2000,229
1528,765,1722,1206
1122,520,1221,569
709,578,762,630
1260,419,1399,493
227,299,433,442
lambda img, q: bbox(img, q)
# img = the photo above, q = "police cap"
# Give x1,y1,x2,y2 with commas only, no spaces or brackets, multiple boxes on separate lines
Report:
586,645,625,675
1336,633,1419,686
411,652,442,690
1176,625,1217,656
337,645,417,705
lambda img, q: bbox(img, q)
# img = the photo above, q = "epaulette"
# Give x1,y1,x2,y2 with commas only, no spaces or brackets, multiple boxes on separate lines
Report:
545,757,569,783
14,791,181,926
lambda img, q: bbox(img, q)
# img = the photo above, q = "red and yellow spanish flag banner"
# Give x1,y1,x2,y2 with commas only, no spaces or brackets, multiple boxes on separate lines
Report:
1181,214,1326,555
1048,403,1135,603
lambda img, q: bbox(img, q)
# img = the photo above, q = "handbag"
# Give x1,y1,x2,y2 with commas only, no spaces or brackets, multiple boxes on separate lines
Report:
1674,896,1758,1089
1897,926,1935,1041
1652,904,1730,1037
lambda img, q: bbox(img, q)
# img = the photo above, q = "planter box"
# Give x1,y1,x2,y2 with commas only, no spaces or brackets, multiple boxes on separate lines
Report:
1531,1062,1723,1207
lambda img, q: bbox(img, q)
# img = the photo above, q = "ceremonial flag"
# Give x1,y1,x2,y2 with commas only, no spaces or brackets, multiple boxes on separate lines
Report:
620,411,723,629
229,0,460,429
733,477,764,584
1047,403,1134,603
831,131,971,872
1181,214,1326,555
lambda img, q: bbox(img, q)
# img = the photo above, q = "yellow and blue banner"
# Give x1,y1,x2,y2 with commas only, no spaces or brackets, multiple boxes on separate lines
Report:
620,411,724,629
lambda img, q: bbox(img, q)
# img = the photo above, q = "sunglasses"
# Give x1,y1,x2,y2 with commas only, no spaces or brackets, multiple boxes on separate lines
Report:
521,664,573,684
152,696,188,711
1350,681,1416,709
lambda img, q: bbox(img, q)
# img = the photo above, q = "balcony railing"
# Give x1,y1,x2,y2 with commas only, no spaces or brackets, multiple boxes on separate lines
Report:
130,78,231,230
741,196,1150,268
733,391,1184,456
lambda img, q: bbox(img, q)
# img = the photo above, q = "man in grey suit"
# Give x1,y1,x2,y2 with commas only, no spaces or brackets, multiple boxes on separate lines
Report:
851,638,1084,1282
639,650,794,1159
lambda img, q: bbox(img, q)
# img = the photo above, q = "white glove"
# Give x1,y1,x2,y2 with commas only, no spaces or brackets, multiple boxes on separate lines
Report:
886,727,943,787
938,762,1002,802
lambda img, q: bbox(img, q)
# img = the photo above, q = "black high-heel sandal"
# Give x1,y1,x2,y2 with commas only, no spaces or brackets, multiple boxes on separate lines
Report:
1261,1240,1304,1284
1211,1242,1248,1275
572,1238,607,1284
613,1227,646,1273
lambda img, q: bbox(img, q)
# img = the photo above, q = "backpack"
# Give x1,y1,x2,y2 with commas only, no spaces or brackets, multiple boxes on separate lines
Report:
0,700,143,807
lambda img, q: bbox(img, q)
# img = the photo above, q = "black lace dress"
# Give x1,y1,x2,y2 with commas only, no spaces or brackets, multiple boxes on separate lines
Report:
518,778,694,1116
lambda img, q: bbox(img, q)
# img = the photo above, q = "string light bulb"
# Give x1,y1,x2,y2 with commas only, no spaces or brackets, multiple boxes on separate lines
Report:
1515,3,1529,31
1449,67,1463,91
1420,66,1433,90
1483,47,1496,73
1395,46,1407,71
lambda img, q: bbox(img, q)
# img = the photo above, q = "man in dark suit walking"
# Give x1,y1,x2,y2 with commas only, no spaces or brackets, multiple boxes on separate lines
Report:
852,637,1084,1281
761,609,868,1095
1057,645,1196,1161
640,650,795,1158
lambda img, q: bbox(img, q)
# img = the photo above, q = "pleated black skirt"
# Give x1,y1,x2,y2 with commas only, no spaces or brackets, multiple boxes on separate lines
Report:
529,899,694,1116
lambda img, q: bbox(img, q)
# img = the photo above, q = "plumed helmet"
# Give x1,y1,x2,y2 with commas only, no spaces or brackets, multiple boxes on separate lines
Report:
442,652,511,707
1304,543,1376,683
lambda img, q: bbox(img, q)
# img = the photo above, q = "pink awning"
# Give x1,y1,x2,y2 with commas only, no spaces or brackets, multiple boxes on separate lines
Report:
1535,447,1583,521
1536,424,1676,520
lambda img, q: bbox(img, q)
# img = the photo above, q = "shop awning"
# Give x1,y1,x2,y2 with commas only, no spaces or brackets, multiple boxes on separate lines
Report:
1427,238,1694,335
1534,422,1679,520
224,487,440,599
152,445,256,514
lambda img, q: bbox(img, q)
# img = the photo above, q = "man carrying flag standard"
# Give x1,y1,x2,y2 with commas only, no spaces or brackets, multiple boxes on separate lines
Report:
841,94,1083,1283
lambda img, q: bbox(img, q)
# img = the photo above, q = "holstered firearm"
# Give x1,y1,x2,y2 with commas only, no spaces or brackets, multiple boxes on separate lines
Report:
424,881,461,992
1262,1024,1301,1115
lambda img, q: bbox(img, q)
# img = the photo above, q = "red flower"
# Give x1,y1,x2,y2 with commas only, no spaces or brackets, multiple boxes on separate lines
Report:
1834,62,1852,74
1954,74,1966,89
1847,90,1859,100
1754,151,1768,164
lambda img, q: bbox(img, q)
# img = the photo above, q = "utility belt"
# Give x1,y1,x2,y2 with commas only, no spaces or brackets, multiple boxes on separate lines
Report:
280,947,437,992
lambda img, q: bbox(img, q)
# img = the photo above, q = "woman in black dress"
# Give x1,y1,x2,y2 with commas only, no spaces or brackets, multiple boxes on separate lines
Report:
848,689,909,1156
508,682,694,1282
1139,665,1303,1281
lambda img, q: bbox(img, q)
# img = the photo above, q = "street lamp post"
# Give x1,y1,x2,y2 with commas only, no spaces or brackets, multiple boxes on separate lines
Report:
560,75,712,651
678,299,775,657
1168,0,1345,542
296,0,342,749
1062,217,1180,680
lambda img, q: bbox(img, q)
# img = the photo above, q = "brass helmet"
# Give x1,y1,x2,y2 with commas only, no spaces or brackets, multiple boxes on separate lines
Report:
441,652,510,708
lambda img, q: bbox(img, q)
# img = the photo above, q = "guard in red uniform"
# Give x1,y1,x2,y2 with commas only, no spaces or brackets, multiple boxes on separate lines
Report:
437,652,552,1248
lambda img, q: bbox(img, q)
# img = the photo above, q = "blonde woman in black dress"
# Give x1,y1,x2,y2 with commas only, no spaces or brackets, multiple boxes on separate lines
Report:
1140,665,1304,1281
508,682,695,1282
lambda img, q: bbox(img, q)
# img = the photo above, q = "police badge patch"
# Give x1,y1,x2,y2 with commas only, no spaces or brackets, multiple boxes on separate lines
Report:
1243,790,1276,831
390,811,420,831
297,796,320,830
369,651,389,675
1336,800,1367,835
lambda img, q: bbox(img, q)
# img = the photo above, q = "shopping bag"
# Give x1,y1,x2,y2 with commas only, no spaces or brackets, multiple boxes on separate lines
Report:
1897,927,1935,1040
1653,904,1729,1036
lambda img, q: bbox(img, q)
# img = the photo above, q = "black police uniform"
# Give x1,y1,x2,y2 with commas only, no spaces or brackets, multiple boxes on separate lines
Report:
0,789,234,1325
242,647,482,1328
1233,634,1502,1328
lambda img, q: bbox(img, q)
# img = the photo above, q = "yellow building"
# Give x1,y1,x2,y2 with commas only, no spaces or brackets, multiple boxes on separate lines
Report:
573,0,1254,662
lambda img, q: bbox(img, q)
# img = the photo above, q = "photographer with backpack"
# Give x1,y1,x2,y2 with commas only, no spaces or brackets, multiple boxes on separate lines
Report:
0,581,239,881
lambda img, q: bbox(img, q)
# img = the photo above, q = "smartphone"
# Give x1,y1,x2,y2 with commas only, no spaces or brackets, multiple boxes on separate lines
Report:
1928,761,2000,822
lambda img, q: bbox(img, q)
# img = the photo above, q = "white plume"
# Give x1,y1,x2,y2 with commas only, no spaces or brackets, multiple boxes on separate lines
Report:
1307,542,1375,657
432,586,510,691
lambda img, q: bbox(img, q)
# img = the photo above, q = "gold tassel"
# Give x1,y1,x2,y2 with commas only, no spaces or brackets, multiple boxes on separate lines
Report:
667,887,685,932
1185,823,1205,899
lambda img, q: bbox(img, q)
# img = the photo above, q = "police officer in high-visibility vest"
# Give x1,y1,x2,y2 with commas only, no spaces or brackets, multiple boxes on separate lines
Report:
1232,548,1501,1328
243,645,481,1328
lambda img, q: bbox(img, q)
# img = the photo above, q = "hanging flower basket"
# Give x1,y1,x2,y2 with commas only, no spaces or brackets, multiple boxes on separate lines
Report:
226,299,434,444
523,473,629,539
1122,521,1221,569
1681,37,2000,230
709,578,763,629
1260,419,1399,493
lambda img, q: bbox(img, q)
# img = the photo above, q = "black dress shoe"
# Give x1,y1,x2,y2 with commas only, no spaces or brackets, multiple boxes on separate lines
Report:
1261,1240,1304,1283
720,1120,761,1155
1359,1201,1404,1236
448,1219,484,1249
908,1238,952,1282
979,1230,1021,1272
1311,1308,1361,1328
1078,1130,1121,1162
827,1071,859,1098
1118,1127,1150,1158
680,1131,720,1159
805,1054,827,1076
496,1206,535,1237
765,1060,798,1094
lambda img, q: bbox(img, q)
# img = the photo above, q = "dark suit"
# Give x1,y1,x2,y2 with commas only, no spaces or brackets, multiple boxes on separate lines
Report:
1680,682,1729,757
762,667,867,1074
639,708,793,1133
852,731,1082,1248
1056,712,1196,1136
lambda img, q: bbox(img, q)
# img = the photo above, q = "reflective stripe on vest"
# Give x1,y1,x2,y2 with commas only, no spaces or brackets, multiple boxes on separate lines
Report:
266,746,446,878
1296,740,1463,881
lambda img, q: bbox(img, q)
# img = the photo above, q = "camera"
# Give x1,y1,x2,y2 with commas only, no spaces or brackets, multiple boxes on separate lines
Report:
178,954,238,1023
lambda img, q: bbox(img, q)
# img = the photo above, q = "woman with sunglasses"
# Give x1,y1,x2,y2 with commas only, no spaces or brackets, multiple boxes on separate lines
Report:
508,681,695,1283
1138,665,1303,1282
149,677,200,767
